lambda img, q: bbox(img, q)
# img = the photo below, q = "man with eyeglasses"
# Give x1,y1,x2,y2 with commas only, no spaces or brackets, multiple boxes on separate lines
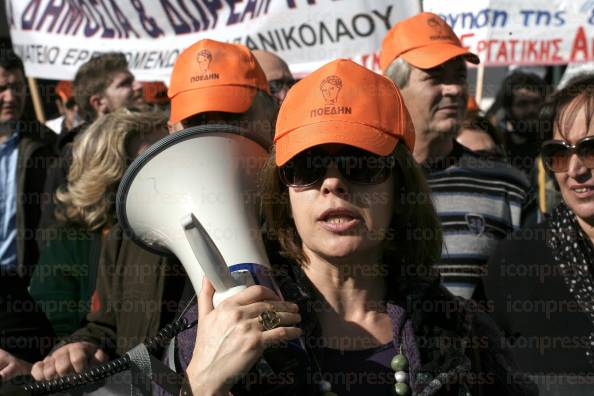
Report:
381,12,536,300
253,50,296,105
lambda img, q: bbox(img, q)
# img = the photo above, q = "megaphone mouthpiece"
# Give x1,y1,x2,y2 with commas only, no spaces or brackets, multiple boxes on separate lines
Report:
181,213,247,305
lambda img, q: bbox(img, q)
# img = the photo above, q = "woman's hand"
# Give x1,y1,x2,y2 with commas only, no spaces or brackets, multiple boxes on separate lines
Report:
185,279,302,396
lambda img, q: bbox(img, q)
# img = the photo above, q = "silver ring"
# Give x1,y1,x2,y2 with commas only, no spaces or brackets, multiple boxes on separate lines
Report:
258,310,280,331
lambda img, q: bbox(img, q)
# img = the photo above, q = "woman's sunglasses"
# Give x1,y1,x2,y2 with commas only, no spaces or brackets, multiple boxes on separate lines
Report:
541,136,594,172
279,147,395,187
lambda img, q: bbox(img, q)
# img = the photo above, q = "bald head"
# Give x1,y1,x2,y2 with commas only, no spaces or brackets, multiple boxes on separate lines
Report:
253,50,292,81
253,50,294,104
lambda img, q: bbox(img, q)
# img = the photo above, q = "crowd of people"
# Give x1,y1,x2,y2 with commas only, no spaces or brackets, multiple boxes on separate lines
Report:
0,10,593,396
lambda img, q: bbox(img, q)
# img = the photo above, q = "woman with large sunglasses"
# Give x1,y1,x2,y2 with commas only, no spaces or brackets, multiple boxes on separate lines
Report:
167,60,535,396
484,74,594,393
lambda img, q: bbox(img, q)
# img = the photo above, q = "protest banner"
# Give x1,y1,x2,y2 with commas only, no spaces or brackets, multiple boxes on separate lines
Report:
424,0,594,66
7,0,420,81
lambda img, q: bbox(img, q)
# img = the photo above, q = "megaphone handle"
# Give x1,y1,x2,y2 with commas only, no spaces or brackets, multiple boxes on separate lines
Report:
181,213,237,292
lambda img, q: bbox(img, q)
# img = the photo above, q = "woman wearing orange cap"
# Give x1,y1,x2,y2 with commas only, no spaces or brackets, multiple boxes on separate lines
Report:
171,60,536,396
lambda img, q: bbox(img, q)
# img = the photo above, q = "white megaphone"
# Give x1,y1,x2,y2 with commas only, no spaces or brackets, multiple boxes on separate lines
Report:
116,124,276,304
117,125,313,393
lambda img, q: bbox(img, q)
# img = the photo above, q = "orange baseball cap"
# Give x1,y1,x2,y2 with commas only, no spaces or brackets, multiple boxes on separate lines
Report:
467,96,480,112
274,59,415,166
380,12,479,72
55,80,73,103
143,81,168,105
168,39,270,124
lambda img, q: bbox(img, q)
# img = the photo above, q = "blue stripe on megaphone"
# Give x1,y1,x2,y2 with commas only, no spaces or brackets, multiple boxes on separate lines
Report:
228,263,279,294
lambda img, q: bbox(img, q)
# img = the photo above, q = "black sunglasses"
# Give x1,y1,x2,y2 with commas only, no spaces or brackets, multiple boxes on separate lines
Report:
269,78,297,95
541,136,594,172
279,146,395,188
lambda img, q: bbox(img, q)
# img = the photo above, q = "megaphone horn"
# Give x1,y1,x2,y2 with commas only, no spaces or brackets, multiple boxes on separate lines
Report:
116,124,274,297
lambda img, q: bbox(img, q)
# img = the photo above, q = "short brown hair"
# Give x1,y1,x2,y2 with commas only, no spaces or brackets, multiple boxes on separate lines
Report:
73,52,129,121
540,73,594,141
259,142,442,286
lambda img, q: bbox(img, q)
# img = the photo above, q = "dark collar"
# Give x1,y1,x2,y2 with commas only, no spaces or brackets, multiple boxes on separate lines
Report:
275,263,473,393
422,140,467,172
57,122,89,150
18,119,56,146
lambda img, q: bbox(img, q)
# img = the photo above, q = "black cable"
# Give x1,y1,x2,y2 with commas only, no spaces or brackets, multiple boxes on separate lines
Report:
16,317,193,396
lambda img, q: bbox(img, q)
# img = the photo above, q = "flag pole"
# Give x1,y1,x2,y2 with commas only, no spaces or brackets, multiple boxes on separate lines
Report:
475,63,485,108
27,77,46,123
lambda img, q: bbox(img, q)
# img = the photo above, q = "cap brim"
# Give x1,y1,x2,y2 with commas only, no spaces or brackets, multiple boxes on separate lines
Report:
402,43,480,69
169,85,258,124
275,121,398,166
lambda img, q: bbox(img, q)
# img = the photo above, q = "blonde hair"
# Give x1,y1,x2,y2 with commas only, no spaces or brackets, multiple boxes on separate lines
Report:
55,106,167,230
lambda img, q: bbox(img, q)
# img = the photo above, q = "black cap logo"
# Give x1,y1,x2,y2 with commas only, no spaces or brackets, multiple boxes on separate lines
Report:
196,50,212,74
320,75,342,105
427,16,446,37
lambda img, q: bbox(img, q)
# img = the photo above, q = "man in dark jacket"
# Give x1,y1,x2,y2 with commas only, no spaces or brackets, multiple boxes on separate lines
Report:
0,49,56,283
0,49,56,381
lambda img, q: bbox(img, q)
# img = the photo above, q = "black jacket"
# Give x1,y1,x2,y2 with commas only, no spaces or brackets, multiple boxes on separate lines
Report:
161,271,538,396
0,269,54,362
485,221,594,392
15,120,56,282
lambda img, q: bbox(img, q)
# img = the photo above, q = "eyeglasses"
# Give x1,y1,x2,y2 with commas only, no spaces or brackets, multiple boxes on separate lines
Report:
541,136,594,172
268,78,297,96
279,146,395,187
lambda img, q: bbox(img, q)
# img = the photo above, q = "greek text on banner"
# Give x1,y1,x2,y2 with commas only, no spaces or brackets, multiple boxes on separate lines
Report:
424,0,594,66
8,0,420,81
